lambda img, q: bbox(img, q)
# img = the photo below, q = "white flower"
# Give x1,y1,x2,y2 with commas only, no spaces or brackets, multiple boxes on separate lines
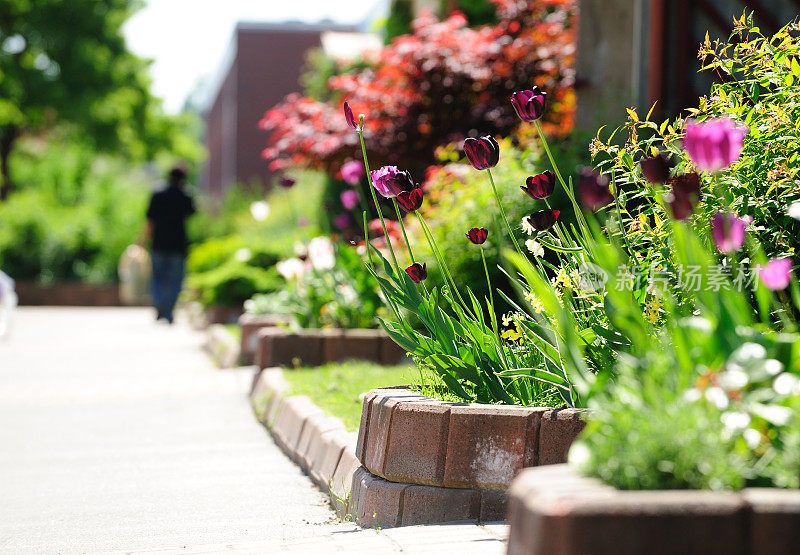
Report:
338,283,358,304
250,201,270,221
567,442,591,468
719,369,748,390
234,248,252,263
764,359,784,376
276,258,305,281
773,373,800,396
525,239,544,257
788,201,800,221
521,217,535,235
743,428,762,449
307,236,336,270
705,386,729,410
683,388,702,403
721,411,751,430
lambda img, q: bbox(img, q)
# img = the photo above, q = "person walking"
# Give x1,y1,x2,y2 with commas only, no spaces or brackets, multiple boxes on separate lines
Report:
143,166,195,324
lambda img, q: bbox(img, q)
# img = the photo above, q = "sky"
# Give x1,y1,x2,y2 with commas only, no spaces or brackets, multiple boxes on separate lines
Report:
123,0,383,113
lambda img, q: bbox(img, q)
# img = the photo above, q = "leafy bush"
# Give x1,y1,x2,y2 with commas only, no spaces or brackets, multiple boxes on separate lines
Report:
186,261,282,308
260,1,576,176
0,138,149,283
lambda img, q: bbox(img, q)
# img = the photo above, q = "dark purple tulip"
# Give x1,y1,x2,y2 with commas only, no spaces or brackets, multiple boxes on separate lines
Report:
466,227,488,245
759,258,792,290
405,262,427,283
640,153,673,184
280,176,296,188
525,210,561,232
370,166,415,198
344,100,358,130
665,172,702,220
710,213,751,254
397,188,424,212
578,168,613,209
521,171,555,200
464,136,500,170
510,87,547,122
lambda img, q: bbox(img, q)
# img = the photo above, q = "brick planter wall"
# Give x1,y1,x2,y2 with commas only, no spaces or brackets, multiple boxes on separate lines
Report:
356,388,586,491
15,282,128,306
255,327,407,368
507,464,800,555
238,313,290,365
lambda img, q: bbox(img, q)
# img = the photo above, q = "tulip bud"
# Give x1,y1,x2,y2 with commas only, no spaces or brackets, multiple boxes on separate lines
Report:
525,210,560,232
510,87,547,122
280,176,296,188
464,136,500,170
466,227,488,245
397,188,424,212
405,262,427,283
665,172,702,220
578,168,613,210
344,100,358,130
640,153,673,184
521,171,555,200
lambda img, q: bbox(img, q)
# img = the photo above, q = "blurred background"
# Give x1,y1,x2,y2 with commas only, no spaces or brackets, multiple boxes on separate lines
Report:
1,0,797,313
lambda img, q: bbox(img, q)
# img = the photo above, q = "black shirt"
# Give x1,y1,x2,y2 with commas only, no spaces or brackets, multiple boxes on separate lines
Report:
146,185,196,254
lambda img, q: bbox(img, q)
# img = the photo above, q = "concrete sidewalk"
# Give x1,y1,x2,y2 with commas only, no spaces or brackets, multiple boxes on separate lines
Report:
0,307,353,553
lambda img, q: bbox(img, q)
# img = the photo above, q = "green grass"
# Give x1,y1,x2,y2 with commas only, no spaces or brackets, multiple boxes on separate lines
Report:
282,361,415,431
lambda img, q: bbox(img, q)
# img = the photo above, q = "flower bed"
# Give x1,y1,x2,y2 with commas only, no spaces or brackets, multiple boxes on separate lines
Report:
506,464,800,555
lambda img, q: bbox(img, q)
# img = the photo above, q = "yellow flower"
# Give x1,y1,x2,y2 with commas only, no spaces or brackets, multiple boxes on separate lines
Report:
501,329,522,342
524,291,545,314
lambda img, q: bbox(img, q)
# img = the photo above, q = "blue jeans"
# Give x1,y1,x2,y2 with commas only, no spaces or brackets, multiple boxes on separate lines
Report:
151,251,185,320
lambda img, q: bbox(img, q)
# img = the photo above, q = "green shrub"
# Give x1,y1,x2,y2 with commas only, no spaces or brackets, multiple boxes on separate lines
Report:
186,261,282,307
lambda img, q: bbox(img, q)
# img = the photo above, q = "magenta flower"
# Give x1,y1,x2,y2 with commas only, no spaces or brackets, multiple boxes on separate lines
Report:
341,160,364,185
510,87,547,122
665,172,702,220
405,262,427,283
397,188,423,212
333,213,352,231
578,168,613,209
758,258,792,290
463,136,499,170
640,153,673,184
343,100,357,130
683,117,747,172
370,166,415,198
466,227,488,245
521,171,555,200
525,210,560,232
711,213,751,254
340,189,360,210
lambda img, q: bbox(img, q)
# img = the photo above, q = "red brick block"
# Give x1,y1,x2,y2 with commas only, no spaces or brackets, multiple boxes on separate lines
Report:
443,405,545,490
537,408,586,465
507,465,747,555
362,389,429,474
330,448,361,518
400,483,481,526
249,368,288,424
380,335,408,365
354,391,379,462
271,395,325,459
350,466,408,528
743,489,800,555
256,328,325,368
238,313,288,363
323,329,382,363
382,401,450,486
309,430,356,491
479,489,508,522
296,414,346,471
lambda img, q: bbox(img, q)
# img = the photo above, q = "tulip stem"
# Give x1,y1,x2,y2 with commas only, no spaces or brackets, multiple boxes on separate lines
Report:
533,120,590,239
358,118,400,272
486,168,526,261
481,245,509,367
392,198,416,265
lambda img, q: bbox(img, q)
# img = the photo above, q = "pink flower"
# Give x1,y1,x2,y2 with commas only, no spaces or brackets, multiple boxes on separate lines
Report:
343,100,357,130
341,160,364,185
340,190,360,210
710,213,751,254
758,258,792,290
370,166,414,198
683,117,747,172
333,213,352,231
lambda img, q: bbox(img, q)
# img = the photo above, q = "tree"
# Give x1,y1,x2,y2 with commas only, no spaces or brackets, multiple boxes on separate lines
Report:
0,0,177,199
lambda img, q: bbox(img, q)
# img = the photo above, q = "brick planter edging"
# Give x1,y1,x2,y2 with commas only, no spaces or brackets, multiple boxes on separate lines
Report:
248,369,507,528
238,313,291,365
507,464,800,555
356,388,586,491
202,324,241,368
255,327,407,368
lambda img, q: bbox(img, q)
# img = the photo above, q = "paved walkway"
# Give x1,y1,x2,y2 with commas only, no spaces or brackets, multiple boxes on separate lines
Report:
0,308,352,554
